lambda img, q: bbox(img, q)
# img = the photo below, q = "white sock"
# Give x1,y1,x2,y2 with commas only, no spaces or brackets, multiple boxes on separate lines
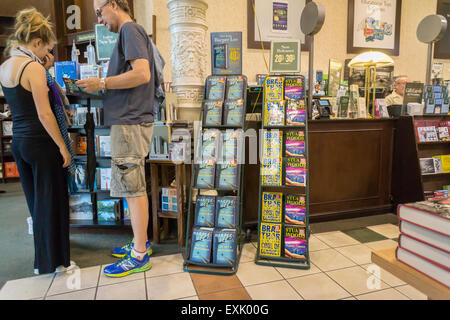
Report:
132,248,146,261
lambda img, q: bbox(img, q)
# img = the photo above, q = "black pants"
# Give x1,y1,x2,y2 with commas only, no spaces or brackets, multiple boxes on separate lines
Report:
12,137,70,274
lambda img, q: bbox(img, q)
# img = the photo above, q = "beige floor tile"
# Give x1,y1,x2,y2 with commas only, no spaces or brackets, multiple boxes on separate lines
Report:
288,273,351,300
309,235,331,252
240,243,257,263
147,272,196,300
356,288,409,300
144,254,184,278
367,224,400,239
275,261,322,279
395,285,427,300
98,265,145,287
46,266,100,297
246,280,303,300
236,262,283,287
0,274,54,300
310,249,356,272
364,240,398,251
335,244,373,265
96,279,146,300
45,288,96,300
327,266,390,296
362,264,406,287
314,231,360,248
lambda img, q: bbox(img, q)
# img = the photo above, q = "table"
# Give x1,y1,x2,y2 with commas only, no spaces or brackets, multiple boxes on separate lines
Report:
371,247,450,300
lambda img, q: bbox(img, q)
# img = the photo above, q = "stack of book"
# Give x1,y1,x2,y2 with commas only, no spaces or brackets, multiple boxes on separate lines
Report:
396,198,450,288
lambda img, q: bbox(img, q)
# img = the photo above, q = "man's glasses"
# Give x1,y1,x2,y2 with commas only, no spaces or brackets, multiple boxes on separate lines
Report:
96,1,110,18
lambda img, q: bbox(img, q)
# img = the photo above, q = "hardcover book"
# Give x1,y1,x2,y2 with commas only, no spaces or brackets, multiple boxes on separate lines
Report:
285,194,306,225
261,192,283,223
74,163,88,190
190,227,213,264
206,76,226,101
194,195,216,227
285,130,306,157
285,157,307,187
96,135,111,157
438,127,450,141
203,100,223,126
69,194,93,220
264,101,285,126
215,196,238,229
226,76,246,100
399,220,450,253
440,155,450,173
259,223,282,257
213,229,237,266
96,167,112,190
264,76,284,102
286,100,306,126
213,44,228,70
419,158,436,175
97,199,121,222
224,99,245,127
195,160,216,189
284,76,305,100
416,126,438,142
284,226,307,259
216,160,240,191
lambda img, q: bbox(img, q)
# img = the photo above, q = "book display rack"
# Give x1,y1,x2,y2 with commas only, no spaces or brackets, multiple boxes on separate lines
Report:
255,75,311,270
183,75,248,275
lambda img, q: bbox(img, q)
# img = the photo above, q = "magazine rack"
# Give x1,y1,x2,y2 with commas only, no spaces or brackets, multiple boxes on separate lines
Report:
254,75,311,270
183,75,248,276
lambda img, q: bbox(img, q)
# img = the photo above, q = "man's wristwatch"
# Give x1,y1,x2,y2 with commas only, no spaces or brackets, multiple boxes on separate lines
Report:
100,78,107,93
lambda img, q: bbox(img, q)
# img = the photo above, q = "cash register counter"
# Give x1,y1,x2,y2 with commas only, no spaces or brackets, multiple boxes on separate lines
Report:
243,118,396,225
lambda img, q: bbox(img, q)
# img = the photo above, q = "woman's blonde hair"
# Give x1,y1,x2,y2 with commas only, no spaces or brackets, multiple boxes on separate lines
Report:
5,7,56,57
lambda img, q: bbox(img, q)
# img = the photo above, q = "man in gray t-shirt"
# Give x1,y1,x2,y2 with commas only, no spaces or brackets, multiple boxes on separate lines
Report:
77,0,156,278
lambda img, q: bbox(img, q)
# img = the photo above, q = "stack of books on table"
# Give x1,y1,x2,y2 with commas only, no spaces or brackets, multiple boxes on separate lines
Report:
396,198,450,288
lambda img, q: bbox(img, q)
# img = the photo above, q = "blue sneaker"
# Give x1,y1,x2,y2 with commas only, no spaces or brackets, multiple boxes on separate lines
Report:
111,239,153,258
104,251,152,278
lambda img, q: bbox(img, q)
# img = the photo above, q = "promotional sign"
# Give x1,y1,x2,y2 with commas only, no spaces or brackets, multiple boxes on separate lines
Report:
269,40,300,74
211,32,242,76
95,24,119,61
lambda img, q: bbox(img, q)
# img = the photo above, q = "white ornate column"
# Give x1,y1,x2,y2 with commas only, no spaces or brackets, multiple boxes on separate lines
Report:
167,0,208,120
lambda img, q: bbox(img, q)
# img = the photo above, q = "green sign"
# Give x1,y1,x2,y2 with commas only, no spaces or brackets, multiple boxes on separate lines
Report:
95,24,119,61
269,40,301,74
77,32,95,43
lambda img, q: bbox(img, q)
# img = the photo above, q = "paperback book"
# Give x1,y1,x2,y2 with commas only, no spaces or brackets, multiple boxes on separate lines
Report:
264,101,285,126
97,199,121,222
221,130,239,163
264,76,284,102
216,160,240,190
285,157,307,187
201,129,220,161
261,192,283,223
215,196,238,229
74,163,88,190
190,227,213,264
195,159,216,189
96,167,112,190
284,76,305,100
194,195,216,227
223,99,245,127
259,223,282,257
226,76,246,100
261,130,283,186
69,194,93,220
203,100,223,126
96,135,111,157
284,226,307,259
206,76,227,101
284,194,306,225
213,229,237,266
286,100,306,126
285,130,306,157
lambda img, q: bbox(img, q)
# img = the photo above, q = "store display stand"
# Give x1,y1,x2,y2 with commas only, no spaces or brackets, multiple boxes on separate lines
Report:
183,75,248,276
254,75,311,270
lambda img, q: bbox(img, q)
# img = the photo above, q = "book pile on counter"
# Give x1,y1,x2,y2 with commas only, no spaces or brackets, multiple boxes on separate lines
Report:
396,198,450,288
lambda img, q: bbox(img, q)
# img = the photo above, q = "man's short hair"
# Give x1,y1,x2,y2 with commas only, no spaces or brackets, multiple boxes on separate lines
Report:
104,0,133,18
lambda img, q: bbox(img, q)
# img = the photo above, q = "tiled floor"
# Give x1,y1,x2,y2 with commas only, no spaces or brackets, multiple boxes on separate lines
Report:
0,224,428,300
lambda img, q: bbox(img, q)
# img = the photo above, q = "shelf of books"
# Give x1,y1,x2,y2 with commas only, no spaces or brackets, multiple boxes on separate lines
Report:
0,97,19,183
183,75,247,276
67,94,130,228
254,75,310,270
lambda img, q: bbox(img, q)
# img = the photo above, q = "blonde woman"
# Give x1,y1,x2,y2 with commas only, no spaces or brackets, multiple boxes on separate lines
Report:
0,8,73,274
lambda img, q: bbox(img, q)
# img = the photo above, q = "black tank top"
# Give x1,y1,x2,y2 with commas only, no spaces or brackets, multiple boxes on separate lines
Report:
1,61,49,138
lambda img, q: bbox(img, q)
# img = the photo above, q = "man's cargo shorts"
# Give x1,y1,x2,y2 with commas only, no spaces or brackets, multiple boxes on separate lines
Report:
110,123,153,198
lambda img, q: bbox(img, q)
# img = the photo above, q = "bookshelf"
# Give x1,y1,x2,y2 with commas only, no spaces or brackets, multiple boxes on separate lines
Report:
0,95,19,183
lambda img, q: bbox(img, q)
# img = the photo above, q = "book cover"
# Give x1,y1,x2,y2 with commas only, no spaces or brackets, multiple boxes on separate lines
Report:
284,226,307,259
189,227,213,264
215,196,238,229
216,160,240,190
76,136,87,155
74,163,88,190
97,135,111,157
2,121,12,136
213,44,228,70
416,126,438,142
96,167,112,190
213,229,237,266
224,99,245,127
285,157,307,187
441,155,450,173
69,194,93,220
211,32,242,75
433,156,443,174
284,76,305,100
261,192,283,223
261,130,282,186
226,76,246,100
338,96,349,118
285,130,306,157
203,100,223,126
264,76,284,102
264,101,285,126
195,160,216,189
221,130,239,163
285,194,306,225
97,199,120,222
206,76,226,101
123,198,131,220
259,223,282,257
437,127,450,141
194,195,215,227
419,158,436,175
201,129,220,161
286,100,306,126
